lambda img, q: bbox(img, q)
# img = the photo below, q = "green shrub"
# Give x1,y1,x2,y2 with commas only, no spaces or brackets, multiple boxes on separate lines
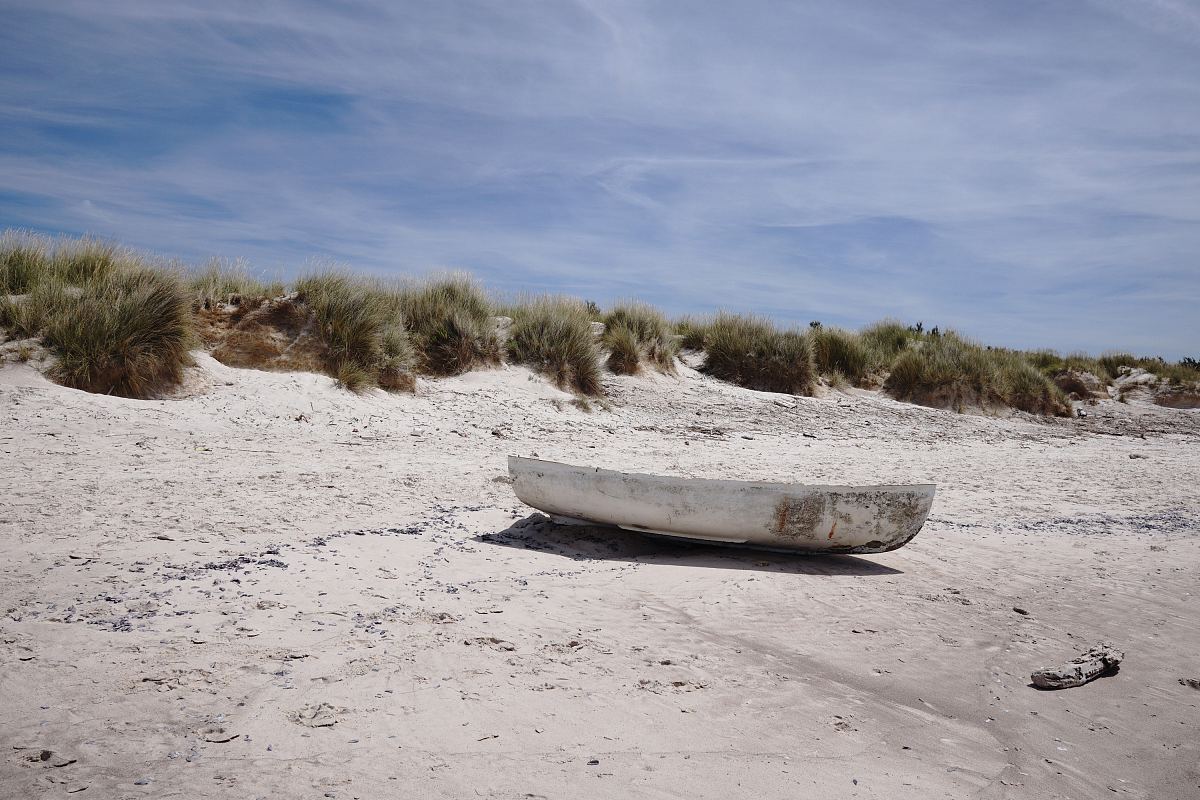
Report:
43,268,193,397
602,302,677,374
507,296,601,395
702,313,815,395
811,326,871,386
397,275,499,375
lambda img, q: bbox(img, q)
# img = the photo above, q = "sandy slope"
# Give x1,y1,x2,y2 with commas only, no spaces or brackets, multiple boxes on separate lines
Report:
1,353,1197,799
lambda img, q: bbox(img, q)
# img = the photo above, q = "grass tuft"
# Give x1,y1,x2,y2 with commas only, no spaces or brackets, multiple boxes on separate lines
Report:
335,360,374,392
294,271,416,392
701,313,815,395
0,232,51,294
507,296,602,395
49,236,123,284
605,324,642,375
1093,351,1200,387
0,277,72,338
602,302,678,375
188,260,283,310
859,319,922,370
1002,356,1073,415
810,326,871,386
43,268,193,397
397,274,500,375
674,316,709,351
884,333,1071,416
1097,352,1139,380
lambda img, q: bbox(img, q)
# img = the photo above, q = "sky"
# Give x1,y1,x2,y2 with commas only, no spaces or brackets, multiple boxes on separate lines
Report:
2,1,1198,358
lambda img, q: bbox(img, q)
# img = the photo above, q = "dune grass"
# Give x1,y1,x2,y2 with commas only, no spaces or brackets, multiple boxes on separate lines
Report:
858,319,922,368
506,296,602,395
1000,355,1074,415
1156,362,1200,387
673,316,709,351
188,260,284,310
1023,349,1107,378
701,313,816,395
396,274,500,376
602,302,678,375
43,268,193,397
0,232,51,294
0,277,72,338
293,272,415,392
605,324,641,375
884,333,1071,416
809,325,872,387
1095,352,1200,386
1,234,195,397
2,231,131,288
3,230,1192,412
1024,348,1200,390
50,237,124,285
289,271,502,390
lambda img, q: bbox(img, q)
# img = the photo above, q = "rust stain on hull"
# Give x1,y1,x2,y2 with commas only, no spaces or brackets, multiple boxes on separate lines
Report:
772,494,827,540
769,489,931,552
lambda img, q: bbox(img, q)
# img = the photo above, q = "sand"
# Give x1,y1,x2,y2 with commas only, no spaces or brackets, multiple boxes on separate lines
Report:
1,353,1198,799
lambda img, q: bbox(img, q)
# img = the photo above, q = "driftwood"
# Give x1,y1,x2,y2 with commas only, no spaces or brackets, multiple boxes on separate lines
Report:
1031,643,1123,690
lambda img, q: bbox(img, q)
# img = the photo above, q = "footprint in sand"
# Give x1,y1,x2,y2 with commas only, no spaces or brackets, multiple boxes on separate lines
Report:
463,636,516,651
291,702,341,728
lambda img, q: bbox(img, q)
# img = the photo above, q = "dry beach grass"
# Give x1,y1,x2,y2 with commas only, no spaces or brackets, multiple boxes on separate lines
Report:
601,302,678,376
504,295,603,395
4,231,1197,414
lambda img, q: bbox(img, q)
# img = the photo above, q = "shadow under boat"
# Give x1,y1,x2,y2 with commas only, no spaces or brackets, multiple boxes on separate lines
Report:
475,514,903,577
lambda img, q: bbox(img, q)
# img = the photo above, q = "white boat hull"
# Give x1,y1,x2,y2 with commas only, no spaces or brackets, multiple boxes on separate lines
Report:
508,457,936,554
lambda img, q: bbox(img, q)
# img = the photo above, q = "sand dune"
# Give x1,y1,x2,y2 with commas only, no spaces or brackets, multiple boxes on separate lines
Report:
1,354,1197,799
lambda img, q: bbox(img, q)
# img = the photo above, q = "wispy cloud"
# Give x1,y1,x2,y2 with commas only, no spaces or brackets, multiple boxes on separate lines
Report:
2,0,1198,357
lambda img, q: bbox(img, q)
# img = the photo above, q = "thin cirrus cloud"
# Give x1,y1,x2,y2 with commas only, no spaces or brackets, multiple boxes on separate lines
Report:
1,0,1198,357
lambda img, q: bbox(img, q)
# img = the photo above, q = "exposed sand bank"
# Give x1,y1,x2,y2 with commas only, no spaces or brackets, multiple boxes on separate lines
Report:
2,354,1197,798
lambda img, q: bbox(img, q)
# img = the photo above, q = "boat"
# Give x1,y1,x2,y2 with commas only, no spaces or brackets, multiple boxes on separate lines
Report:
507,456,935,554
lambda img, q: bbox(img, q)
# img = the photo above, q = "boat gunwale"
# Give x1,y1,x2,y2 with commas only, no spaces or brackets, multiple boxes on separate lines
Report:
508,456,937,495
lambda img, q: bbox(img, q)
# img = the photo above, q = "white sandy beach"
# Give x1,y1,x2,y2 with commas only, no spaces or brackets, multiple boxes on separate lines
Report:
1,354,1198,799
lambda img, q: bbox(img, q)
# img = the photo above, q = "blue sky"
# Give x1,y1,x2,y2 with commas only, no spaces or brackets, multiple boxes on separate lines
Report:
2,1,1198,358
